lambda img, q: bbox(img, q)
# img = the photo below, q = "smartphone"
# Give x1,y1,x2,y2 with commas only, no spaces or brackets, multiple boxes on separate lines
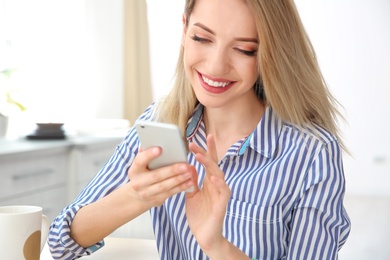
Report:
135,121,188,170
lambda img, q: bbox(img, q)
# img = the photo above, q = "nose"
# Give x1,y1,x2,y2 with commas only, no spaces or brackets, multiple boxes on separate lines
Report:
206,46,230,76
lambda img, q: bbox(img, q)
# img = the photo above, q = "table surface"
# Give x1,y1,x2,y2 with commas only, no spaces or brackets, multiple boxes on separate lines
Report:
41,237,160,260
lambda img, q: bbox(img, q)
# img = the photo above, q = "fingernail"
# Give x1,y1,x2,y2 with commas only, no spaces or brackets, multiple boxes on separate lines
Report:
185,186,194,193
152,147,160,155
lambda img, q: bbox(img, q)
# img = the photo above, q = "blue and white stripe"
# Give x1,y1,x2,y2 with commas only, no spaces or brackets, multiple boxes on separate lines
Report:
48,103,350,260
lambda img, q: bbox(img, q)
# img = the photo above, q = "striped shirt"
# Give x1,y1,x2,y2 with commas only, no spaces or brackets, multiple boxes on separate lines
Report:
48,103,351,260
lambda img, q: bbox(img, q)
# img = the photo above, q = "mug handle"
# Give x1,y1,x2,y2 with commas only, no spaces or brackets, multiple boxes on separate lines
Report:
40,215,50,252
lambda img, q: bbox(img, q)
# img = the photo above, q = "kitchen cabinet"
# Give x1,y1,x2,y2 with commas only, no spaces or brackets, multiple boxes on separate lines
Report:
0,134,123,222
0,133,154,239
68,136,123,201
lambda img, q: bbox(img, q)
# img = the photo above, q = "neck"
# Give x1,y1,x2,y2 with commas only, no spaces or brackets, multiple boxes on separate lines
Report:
203,99,265,144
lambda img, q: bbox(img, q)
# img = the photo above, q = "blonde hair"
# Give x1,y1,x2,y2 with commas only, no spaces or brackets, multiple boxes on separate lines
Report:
155,0,197,136
156,0,347,152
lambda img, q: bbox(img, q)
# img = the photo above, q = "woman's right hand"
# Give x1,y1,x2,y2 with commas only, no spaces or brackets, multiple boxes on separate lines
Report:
71,146,195,248
127,146,195,208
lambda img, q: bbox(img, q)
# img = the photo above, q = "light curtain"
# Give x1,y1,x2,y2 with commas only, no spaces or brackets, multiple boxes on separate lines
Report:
123,0,152,125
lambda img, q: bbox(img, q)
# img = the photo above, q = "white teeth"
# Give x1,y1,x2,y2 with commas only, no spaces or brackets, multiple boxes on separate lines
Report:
202,75,231,87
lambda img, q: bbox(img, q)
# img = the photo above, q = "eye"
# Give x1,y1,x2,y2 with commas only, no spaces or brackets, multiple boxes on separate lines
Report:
235,48,257,57
191,34,211,44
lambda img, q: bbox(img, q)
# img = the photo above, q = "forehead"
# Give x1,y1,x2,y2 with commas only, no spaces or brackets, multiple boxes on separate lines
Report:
189,0,257,38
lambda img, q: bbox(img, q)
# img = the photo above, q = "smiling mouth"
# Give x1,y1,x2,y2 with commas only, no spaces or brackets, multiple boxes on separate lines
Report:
201,74,233,88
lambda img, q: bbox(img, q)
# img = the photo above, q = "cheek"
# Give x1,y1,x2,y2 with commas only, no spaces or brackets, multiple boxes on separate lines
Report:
234,58,258,83
183,45,203,82
183,51,193,80
184,42,201,68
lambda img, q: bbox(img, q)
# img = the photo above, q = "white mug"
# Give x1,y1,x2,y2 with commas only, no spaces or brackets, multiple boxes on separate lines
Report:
0,205,50,260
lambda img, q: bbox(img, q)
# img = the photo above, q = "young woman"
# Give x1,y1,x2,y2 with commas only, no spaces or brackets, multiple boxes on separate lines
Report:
48,0,351,259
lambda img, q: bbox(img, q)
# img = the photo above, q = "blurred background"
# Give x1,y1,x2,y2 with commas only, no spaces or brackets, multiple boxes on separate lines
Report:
0,0,389,259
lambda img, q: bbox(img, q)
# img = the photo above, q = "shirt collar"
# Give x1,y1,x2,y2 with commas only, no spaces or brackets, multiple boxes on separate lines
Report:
186,103,204,140
250,106,283,158
185,104,283,158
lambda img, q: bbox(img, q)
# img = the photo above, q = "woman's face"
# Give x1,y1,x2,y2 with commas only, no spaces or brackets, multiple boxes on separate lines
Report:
182,0,259,109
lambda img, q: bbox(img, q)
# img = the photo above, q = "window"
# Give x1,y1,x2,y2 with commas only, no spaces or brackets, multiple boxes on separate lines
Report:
0,0,125,137
146,0,184,100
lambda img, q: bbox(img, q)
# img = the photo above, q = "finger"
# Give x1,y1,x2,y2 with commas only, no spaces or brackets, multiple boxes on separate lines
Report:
189,136,219,172
132,163,193,198
206,134,218,163
135,162,191,188
148,168,194,194
195,152,224,181
185,165,198,195
189,142,207,156
189,141,219,176
189,139,223,181
189,135,218,163
131,146,162,172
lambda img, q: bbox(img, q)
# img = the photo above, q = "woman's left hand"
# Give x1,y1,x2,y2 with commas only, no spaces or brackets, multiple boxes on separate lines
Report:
185,134,231,253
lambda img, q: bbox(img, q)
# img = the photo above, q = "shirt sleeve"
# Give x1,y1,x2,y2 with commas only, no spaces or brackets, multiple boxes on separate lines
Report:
286,140,351,260
47,133,137,259
47,103,157,259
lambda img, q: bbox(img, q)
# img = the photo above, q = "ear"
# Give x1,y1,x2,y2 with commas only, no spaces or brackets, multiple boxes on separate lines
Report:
181,14,187,47
182,14,187,26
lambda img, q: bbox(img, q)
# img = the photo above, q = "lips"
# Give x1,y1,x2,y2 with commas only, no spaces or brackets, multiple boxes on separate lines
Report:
197,71,235,94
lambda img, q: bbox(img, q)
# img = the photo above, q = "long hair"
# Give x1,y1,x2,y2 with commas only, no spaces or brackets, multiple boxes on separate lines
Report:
155,0,197,137
156,0,347,152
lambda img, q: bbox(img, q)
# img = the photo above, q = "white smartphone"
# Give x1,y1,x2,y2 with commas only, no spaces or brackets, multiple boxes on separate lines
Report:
135,121,188,170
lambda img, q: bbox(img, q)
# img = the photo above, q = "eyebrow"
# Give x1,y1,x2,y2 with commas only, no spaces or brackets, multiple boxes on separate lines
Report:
193,22,258,44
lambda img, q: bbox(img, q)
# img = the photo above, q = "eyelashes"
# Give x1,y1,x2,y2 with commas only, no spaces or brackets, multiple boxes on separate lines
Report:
191,34,210,43
238,49,257,57
190,34,257,57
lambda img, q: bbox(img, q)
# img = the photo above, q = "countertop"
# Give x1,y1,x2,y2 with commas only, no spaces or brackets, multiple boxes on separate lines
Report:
0,131,127,158
41,237,160,260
